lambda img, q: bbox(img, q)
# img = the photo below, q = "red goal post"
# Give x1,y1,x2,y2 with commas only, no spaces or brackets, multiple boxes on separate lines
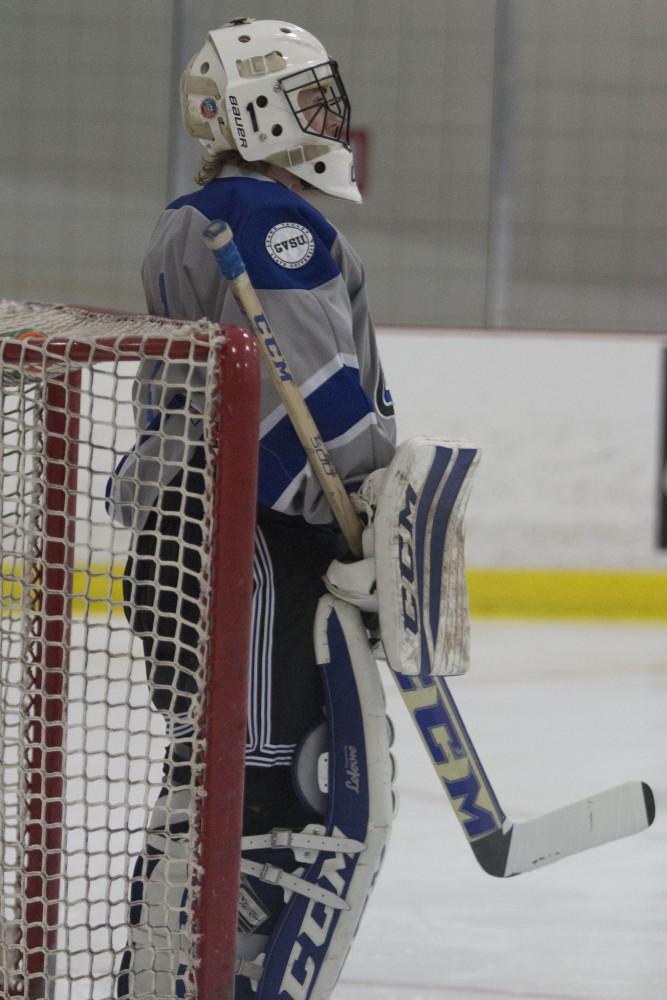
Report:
0,301,260,999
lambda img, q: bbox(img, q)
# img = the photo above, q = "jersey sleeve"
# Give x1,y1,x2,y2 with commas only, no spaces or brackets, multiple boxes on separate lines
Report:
141,204,226,322
331,229,396,447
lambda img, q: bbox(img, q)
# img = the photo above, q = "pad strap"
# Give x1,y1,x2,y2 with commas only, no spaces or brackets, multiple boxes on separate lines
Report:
235,958,264,983
242,829,365,854
239,858,350,911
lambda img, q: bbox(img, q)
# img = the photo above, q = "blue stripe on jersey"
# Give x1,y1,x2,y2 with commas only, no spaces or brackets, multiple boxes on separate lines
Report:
158,272,170,316
169,177,339,292
258,365,373,507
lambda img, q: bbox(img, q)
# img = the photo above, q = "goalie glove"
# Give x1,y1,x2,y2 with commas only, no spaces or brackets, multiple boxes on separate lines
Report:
322,468,385,614
325,438,480,676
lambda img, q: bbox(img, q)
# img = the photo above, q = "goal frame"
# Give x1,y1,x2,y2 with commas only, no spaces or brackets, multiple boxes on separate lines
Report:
0,321,260,999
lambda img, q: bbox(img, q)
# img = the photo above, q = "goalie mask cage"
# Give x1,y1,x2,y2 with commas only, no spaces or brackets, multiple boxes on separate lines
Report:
0,301,260,1000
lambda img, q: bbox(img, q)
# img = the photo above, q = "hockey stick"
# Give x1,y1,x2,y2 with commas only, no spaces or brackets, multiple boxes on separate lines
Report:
203,219,655,877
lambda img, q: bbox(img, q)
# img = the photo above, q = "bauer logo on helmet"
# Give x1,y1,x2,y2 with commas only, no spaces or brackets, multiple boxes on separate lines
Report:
228,94,248,148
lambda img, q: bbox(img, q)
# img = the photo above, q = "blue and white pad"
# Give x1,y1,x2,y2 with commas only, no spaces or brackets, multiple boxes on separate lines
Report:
236,594,394,999
116,786,195,999
375,437,480,676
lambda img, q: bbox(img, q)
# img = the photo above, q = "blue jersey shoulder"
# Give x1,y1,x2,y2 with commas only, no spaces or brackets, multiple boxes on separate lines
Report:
169,177,340,291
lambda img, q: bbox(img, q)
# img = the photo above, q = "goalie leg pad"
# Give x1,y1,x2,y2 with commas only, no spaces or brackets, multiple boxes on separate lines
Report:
237,594,395,999
116,786,194,999
375,437,480,676
118,598,394,1000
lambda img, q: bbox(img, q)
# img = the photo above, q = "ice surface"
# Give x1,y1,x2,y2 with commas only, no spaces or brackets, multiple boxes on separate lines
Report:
335,619,666,1000
35,618,664,999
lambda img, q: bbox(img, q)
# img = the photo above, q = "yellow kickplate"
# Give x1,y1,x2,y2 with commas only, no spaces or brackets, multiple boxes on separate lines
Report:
3,563,667,620
468,568,667,620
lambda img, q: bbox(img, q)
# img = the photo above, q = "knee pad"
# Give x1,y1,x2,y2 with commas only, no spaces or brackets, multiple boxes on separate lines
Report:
236,594,396,999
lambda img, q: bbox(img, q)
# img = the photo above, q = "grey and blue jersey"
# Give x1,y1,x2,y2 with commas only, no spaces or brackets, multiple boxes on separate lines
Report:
107,168,396,529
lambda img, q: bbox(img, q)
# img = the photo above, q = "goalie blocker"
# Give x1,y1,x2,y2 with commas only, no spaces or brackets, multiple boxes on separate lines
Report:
326,437,480,676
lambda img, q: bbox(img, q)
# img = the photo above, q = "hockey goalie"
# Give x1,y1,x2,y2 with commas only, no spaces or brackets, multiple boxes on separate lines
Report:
106,16,476,1000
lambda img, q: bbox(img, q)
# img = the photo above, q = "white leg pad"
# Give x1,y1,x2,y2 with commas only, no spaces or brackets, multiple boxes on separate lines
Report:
247,594,394,999
118,598,394,1000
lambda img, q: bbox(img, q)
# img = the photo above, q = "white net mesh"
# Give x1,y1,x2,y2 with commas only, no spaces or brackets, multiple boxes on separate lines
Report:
0,301,239,999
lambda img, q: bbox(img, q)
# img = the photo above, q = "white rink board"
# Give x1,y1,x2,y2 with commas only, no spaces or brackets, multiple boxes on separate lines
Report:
74,362,135,564
78,327,667,572
377,327,667,570
54,626,166,1000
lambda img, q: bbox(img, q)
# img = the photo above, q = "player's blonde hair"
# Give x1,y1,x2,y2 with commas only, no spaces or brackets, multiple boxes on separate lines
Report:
195,150,270,186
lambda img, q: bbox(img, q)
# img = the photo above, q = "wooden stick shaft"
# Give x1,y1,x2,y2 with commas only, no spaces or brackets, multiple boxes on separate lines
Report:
204,220,363,556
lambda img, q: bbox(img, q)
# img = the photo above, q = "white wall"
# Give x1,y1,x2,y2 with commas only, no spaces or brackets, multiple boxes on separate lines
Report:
377,327,667,570
74,327,666,573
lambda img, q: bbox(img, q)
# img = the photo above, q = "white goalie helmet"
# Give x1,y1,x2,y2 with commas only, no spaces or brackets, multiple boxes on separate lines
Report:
181,17,361,203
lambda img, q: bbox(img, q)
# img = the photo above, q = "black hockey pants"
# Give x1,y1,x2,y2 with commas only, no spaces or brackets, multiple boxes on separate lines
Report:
122,454,342,833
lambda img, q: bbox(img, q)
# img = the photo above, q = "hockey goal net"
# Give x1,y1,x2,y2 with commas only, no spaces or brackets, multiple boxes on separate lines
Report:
0,301,260,999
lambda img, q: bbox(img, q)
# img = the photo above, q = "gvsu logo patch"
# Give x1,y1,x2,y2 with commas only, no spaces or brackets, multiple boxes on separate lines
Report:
265,223,315,269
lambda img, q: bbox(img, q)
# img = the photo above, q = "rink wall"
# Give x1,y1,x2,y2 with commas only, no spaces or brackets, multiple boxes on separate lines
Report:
376,325,667,618
4,325,667,621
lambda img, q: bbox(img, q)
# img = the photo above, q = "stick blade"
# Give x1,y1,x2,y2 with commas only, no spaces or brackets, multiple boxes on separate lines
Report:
473,780,655,878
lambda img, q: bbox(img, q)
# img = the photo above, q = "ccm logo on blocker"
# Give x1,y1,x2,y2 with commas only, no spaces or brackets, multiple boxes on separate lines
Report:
265,223,316,269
